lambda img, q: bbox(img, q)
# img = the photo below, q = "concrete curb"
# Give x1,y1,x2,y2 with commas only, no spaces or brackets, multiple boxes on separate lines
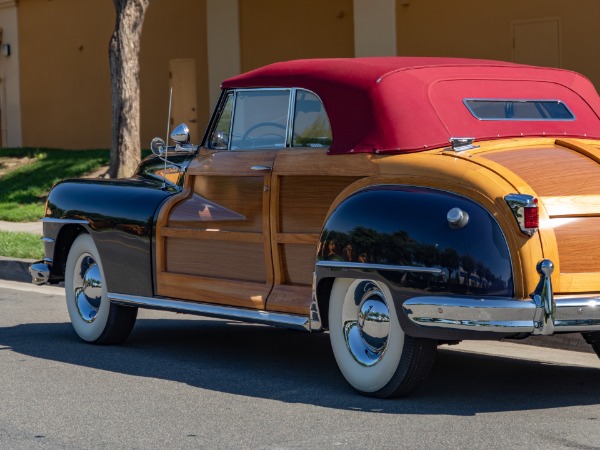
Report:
0,255,595,355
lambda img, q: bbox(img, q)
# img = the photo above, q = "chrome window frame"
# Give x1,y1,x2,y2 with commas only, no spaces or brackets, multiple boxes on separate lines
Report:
206,87,331,151
463,98,576,121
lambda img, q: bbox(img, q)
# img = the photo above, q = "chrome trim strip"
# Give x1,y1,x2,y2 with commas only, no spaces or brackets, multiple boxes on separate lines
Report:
41,237,55,243
41,218,89,225
317,260,442,274
403,294,600,334
43,257,53,263
108,293,311,332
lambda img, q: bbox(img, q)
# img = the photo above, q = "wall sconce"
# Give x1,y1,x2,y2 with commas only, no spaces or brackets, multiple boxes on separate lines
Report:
1,44,10,57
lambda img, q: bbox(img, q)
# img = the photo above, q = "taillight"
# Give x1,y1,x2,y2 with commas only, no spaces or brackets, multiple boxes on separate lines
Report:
505,194,539,236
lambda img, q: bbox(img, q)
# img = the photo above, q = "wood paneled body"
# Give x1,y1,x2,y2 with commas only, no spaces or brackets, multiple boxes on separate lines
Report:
267,148,377,312
156,147,378,315
156,149,276,308
481,140,600,293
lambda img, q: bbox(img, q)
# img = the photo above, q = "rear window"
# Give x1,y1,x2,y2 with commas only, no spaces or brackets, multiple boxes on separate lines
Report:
464,99,575,121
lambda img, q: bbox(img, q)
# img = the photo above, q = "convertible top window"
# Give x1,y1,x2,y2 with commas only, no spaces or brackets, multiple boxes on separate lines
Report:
464,99,575,121
231,90,290,150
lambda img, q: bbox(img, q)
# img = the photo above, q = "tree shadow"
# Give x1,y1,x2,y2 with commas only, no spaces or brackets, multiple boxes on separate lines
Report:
2,318,599,416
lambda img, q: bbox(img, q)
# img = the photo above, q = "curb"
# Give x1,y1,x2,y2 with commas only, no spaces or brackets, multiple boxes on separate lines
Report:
0,256,595,355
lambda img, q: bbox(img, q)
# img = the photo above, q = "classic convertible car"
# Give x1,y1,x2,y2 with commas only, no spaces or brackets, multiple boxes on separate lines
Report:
30,57,600,398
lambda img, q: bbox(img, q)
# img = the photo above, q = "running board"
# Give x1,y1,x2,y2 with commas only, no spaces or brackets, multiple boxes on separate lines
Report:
108,293,312,332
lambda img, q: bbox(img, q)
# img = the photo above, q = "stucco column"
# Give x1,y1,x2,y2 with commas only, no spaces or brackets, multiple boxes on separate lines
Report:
0,0,22,147
206,0,241,114
353,0,397,57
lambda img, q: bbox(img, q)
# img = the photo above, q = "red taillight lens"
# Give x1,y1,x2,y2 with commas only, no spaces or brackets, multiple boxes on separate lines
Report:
524,205,539,229
505,194,539,236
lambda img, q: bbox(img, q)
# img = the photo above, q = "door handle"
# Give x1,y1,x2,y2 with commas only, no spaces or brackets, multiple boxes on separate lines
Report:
251,166,272,171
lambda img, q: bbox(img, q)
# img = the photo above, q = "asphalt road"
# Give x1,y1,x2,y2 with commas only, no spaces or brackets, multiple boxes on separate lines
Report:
1,280,600,449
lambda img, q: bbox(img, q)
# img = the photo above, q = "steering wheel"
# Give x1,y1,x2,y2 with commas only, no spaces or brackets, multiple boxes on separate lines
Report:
242,122,287,141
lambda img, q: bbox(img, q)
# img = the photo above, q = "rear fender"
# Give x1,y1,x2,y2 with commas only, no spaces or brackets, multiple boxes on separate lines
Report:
315,185,514,337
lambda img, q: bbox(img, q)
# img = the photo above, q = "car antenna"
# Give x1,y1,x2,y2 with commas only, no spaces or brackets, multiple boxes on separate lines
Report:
162,87,173,190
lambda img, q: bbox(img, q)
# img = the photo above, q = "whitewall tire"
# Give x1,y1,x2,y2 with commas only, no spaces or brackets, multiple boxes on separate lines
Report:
329,278,437,398
65,233,137,344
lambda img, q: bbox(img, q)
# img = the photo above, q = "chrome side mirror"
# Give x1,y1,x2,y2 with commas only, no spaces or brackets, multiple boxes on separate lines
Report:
170,123,190,145
151,137,166,156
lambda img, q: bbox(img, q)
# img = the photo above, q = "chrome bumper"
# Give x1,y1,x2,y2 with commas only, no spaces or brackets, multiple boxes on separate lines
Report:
29,260,51,285
403,258,600,335
403,295,600,335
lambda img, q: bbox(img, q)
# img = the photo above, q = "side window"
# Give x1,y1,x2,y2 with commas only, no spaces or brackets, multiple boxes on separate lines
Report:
230,90,290,150
208,92,233,149
292,90,332,148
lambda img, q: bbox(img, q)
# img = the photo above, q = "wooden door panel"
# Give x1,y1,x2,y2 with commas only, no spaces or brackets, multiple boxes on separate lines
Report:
266,148,378,314
156,149,276,309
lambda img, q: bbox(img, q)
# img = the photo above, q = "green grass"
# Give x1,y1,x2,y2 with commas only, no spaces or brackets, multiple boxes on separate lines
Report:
0,147,110,222
0,231,43,259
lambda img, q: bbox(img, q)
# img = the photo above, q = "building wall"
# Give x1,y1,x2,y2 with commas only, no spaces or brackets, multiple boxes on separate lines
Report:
140,0,209,147
239,0,355,72
18,0,113,149
0,0,22,147
17,0,208,150
396,0,600,88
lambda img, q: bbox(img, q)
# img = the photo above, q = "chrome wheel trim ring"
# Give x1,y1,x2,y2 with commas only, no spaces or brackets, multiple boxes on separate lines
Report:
73,253,103,323
342,280,391,367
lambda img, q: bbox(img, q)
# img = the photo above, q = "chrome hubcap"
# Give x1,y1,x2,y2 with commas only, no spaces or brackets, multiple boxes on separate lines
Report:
343,281,391,367
73,254,103,323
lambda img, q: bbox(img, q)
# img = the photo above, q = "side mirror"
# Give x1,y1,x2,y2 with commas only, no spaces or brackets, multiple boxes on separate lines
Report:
150,137,166,156
170,123,190,145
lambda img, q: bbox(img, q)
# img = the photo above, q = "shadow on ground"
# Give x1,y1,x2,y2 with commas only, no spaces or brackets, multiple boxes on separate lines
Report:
1,317,599,416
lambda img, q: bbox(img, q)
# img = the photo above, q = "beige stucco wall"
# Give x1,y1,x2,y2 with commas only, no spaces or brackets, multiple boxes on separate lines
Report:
18,0,208,150
396,0,600,89
239,0,355,72
141,0,209,147
0,0,22,147
18,0,114,149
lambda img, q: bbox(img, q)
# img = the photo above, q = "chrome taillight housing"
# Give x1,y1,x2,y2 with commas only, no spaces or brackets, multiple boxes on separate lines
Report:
505,193,539,236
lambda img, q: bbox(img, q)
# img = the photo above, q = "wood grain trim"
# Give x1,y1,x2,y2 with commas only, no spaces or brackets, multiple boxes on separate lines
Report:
541,195,600,218
273,148,379,176
559,273,600,293
263,172,274,284
266,284,312,315
552,216,600,274
270,174,284,284
556,138,600,165
275,233,319,245
158,272,269,309
161,227,264,243
155,176,194,273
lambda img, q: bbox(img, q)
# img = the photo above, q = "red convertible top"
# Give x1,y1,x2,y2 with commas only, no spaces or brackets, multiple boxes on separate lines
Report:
222,57,600,153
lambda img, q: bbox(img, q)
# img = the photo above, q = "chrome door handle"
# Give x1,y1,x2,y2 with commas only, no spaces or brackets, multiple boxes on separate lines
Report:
251,166,272,171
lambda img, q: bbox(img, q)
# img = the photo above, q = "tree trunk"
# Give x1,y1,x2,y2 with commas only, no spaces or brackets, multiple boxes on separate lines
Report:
108,0,150,178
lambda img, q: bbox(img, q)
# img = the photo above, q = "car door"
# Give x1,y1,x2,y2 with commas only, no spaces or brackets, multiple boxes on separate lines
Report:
266,89,377,315
155,89,291,309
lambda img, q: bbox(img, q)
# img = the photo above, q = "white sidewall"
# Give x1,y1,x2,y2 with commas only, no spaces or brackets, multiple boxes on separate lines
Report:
65,234,110,342
329,278,405,393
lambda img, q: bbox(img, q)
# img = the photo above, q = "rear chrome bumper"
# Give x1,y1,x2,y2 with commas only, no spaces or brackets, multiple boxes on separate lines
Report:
403,295,600,335
403,258,600,335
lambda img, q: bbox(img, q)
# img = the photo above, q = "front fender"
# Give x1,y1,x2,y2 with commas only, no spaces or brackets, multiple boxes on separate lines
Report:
44,178,174,297
316,186,515,337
